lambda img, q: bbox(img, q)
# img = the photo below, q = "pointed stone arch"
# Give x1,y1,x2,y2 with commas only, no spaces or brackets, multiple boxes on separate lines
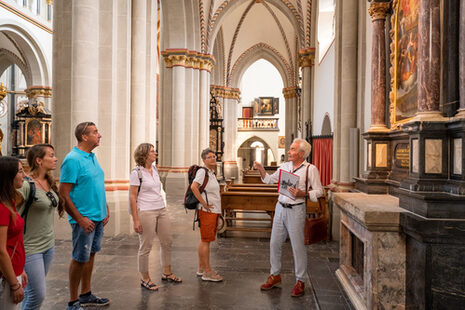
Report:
208,0,304,54
228,42,292,88
0,21,50,87
237,135,276,168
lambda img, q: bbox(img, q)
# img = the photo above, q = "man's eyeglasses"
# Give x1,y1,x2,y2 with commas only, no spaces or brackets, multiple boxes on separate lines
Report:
206,155,217,160
45,191,58,208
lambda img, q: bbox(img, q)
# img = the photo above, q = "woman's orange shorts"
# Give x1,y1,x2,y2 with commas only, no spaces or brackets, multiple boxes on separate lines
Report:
198,209,219,242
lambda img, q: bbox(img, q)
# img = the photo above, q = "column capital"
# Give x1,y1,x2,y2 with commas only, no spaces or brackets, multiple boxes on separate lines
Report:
283,86,298,99
298,48,315,68
368,1,390,21
161,49,216,72
210,85,240,100
25,86,52,98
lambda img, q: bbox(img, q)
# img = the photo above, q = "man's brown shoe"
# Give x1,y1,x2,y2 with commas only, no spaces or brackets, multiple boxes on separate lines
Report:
260,274,282,290
291,280,305,297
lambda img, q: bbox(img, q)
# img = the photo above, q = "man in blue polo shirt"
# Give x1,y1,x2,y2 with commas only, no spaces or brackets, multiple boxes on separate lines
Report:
59,122,110,310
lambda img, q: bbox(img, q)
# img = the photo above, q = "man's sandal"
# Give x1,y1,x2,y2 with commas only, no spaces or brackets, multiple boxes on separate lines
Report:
140,279,158,291
161,273,182,283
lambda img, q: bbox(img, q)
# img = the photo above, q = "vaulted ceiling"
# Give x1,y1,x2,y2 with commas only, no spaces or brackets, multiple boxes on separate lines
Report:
201,0,313,87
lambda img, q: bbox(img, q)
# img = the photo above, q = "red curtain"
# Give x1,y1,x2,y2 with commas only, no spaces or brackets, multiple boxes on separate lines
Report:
312,138,333,186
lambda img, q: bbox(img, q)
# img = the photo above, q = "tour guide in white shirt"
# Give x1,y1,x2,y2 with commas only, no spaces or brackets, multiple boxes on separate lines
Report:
253,138,323,297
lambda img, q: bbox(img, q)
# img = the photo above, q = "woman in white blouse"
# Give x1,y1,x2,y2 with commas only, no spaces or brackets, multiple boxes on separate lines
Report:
129,143,182,291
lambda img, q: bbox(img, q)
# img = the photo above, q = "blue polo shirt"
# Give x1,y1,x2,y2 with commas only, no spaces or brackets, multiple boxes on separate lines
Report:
60,147,107,224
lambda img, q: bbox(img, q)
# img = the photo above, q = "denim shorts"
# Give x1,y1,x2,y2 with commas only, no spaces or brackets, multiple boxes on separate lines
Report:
71,221,104,263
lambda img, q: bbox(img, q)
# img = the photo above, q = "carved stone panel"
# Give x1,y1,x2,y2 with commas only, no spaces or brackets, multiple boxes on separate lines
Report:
425,139,442,174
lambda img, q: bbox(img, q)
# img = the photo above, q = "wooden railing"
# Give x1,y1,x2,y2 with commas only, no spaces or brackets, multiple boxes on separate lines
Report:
237,118,279,131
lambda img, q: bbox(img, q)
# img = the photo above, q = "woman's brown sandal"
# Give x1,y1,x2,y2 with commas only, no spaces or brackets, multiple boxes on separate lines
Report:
141,279,158,291
161,273,182,283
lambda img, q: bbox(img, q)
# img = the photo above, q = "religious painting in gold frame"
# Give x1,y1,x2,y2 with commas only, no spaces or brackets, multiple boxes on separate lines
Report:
389,0,419,128
25,118,44,146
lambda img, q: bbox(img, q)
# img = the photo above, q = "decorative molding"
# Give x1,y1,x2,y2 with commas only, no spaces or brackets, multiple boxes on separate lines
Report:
208,0,304,51
281,0,304,48
229,42,293,86
210,85,241,100
295,0,305,49
226,1,255,85
305,0,312,48
161,49,216,72
368,1,390,21
25,86,52,98
209,0,231,51
298,48,315,67
0,48,30,83
205,0,214,52
282,86,298,98
0,0,52,34
262,1,294,71
199,0,207,53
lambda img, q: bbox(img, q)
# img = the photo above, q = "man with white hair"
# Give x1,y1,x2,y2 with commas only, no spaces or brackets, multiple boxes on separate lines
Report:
253,138,323,297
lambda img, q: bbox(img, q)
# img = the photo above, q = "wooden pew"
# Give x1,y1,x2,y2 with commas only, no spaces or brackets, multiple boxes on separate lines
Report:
220,189,325,235
242,170,263,184
229,183,277,188
220,191,278,234
226,186,277,192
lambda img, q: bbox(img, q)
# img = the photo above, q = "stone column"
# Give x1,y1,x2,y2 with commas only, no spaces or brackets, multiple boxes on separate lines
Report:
458,0,465,118
368,1,389,132
222,90,240,179
333,0,358,184
283,87,298,152
130,0,149,153
199,68,210,155
299,48,315,139
159,50,215,187
71,0,99,123
415,0,443,120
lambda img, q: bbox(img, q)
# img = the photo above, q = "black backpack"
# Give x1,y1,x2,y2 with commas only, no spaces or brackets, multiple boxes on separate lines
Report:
184,165,209,230
20,176,36,234
184,165,209,210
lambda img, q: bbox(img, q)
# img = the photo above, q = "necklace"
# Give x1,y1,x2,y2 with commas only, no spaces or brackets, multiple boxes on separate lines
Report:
33,176,50,192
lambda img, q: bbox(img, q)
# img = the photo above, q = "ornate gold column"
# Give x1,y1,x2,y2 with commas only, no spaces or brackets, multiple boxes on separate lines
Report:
368,1,390,132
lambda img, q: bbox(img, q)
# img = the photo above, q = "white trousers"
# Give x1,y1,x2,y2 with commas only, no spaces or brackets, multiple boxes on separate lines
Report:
270,203,307,282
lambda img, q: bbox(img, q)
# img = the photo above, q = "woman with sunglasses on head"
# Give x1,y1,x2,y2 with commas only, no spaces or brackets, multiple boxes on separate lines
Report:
0,156,28,309
17,144,64,310
129,143,181,292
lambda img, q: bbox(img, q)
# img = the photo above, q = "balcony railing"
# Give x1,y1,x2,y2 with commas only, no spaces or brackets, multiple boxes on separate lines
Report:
237,118,279,131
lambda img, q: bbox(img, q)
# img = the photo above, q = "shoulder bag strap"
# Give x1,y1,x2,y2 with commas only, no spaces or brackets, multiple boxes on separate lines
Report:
199,168,209,205
21,178,36,234
199,168,209,193
305,164,310,195
136,167,143,195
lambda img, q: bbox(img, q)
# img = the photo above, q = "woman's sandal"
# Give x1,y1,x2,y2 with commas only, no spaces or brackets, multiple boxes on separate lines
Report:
141,279,158,291
161,273,182,283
